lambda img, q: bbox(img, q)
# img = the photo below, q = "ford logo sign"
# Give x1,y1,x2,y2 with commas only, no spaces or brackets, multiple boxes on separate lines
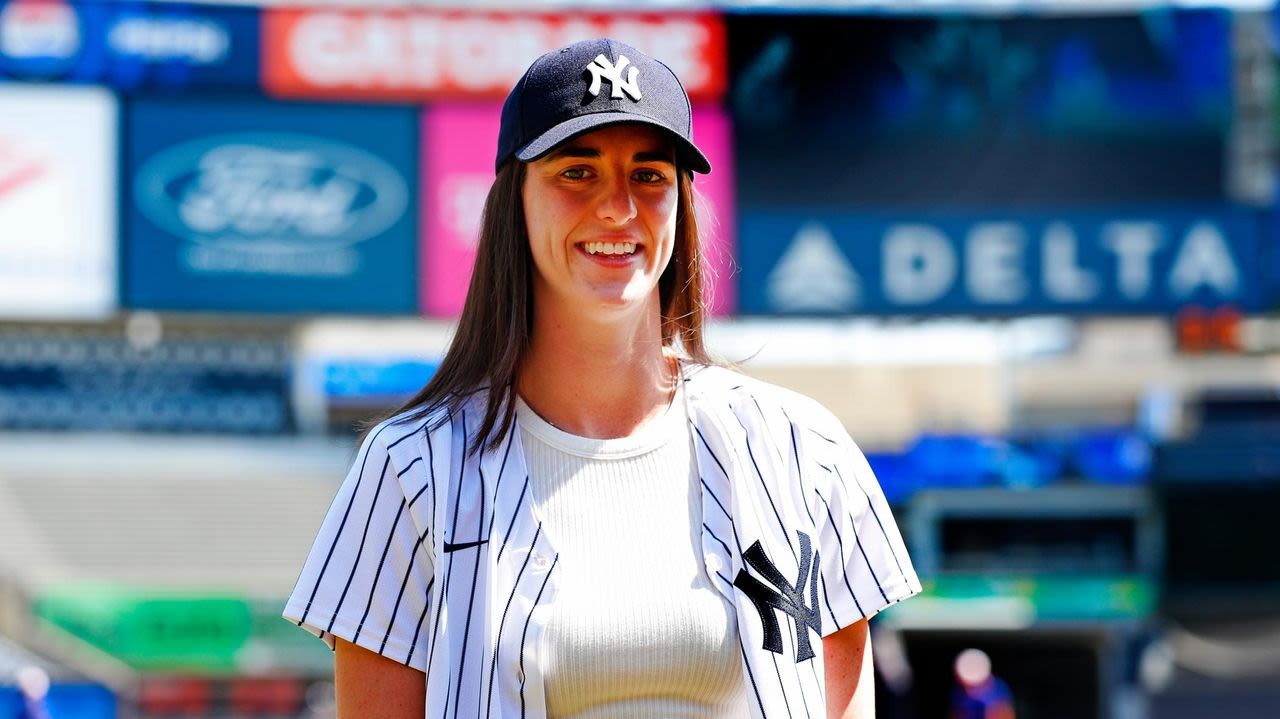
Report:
134,132,408,252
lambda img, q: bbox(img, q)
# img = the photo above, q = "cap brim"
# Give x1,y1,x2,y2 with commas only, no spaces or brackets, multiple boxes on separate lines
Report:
514,111,712,174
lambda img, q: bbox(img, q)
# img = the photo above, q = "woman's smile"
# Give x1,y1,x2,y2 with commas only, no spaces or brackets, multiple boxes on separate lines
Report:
580,240,639,257
576,237,644,271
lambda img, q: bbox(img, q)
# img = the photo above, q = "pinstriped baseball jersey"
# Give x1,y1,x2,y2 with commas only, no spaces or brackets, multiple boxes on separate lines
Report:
283,362,920,718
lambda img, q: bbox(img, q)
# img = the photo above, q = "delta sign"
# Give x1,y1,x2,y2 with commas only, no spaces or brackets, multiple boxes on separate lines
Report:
739,208,1265,315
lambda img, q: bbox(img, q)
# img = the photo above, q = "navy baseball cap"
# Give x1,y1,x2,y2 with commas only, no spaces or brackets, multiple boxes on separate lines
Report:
496,38,711,174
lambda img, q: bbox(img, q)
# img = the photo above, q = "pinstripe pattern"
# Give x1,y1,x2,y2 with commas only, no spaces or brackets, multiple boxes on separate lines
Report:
485,521,540,719
284,364,920,718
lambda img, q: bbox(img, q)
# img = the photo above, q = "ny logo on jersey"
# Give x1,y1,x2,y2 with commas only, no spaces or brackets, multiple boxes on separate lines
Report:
585,54,642,101
734,530,823,662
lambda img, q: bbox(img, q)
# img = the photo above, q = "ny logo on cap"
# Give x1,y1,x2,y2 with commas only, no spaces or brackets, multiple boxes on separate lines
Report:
585,54,642,102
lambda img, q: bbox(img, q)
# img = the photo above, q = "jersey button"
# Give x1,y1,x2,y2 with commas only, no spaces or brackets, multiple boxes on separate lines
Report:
705,553,723,575
532,553,550,571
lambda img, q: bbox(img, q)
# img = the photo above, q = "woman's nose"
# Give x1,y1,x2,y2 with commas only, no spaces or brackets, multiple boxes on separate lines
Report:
595,174,637,225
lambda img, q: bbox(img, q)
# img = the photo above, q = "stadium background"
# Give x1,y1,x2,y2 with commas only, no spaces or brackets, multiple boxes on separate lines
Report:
1,0,1279,717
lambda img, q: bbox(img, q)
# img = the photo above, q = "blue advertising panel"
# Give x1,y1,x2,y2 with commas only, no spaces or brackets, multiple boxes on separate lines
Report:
0,326,294,434
312,358,438,403
1271,187,1280,306
739,208,1263,315
0,0,110,81
125,97,418,313
102,2,259,91
0,683,116,719
0,0,259,91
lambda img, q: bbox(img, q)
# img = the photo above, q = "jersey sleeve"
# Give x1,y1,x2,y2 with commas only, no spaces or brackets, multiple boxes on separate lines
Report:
814,428,920,634
282,419,435,670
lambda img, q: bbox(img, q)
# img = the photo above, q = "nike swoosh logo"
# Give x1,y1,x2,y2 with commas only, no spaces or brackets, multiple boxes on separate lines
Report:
442,539,489,553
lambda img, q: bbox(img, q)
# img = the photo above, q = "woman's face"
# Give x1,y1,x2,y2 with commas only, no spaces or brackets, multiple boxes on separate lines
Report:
522,123,679,319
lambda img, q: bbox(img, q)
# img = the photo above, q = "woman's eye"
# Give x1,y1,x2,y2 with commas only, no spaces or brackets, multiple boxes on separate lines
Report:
561,167,589,180
634,170,664,184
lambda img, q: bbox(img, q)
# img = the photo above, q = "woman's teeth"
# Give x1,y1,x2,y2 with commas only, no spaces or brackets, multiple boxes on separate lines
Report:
584,241,636,255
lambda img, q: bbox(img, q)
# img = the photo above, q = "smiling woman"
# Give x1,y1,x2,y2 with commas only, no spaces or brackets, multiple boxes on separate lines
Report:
284,38,920,719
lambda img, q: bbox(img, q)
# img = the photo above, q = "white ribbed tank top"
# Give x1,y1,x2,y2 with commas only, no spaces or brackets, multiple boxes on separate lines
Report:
515,387,747,719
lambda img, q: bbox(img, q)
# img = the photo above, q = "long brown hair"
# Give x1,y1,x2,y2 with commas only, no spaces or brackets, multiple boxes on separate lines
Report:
378,152,714,455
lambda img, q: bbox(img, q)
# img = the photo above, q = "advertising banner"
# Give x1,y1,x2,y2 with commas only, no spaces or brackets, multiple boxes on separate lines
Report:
420,103,736,316
1271,186,1280,306
420,103,500,317
0,685,115,719
0,325,293,433
125,97,418,313
738,208,1262,315
35,589,330,672
730,11,1229,209
0,84,116,319
263,9,726,102
0,0,108,81
692,106,736,315
310,357,438,404
0,0,260,90
100,2,260,91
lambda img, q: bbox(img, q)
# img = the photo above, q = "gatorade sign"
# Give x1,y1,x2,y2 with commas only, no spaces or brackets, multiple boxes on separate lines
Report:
739,209,1263,315
262,9,726,101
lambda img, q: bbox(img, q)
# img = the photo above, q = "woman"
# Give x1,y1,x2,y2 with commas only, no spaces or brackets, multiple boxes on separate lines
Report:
285,38,920,718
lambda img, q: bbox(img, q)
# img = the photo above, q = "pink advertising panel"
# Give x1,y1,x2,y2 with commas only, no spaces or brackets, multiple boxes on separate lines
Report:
690,105,736,316
420,103,736,317
420,103,502,317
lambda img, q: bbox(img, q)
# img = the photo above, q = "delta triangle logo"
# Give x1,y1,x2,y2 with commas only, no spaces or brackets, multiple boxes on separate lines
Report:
766,222,861,312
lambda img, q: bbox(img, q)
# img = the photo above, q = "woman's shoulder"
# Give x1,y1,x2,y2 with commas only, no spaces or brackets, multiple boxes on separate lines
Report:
682,362,849,443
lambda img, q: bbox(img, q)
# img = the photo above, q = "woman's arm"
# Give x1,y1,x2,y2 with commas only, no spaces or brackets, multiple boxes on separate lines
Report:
334,637,425,719
823,618,875,719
